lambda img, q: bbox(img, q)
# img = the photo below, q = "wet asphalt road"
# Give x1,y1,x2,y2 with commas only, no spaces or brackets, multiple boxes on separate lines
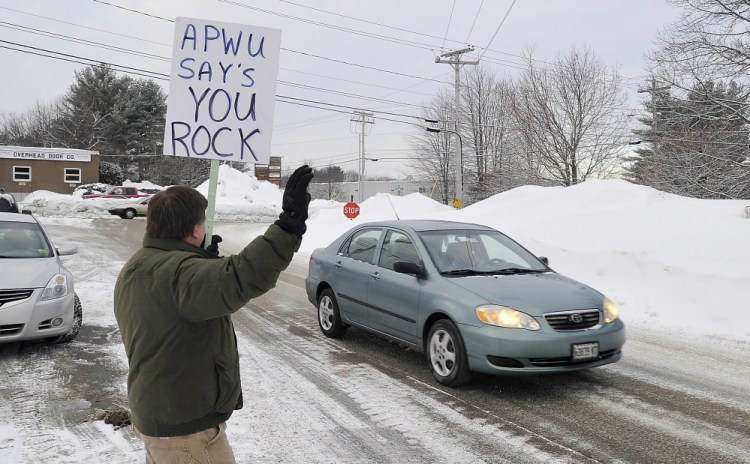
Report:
1,218,748,463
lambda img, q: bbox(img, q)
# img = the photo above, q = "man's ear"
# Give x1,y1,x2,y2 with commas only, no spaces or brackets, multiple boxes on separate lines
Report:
185,223,205,246
193,223,204,240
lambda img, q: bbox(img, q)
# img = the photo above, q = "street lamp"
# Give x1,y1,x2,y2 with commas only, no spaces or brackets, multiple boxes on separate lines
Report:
425,126,463,209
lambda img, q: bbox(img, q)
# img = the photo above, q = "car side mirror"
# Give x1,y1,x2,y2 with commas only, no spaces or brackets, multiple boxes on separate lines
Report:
393,260,425,278
56,244,78,256
538,256,549,266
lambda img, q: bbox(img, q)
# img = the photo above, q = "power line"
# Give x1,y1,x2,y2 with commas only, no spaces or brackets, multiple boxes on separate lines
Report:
441,0,457,51
0,34,435,113
90,0,172,21
1,40,427,129
275,95,423,120
279,67,437,97
9,2,449,85
278,81,423,109
465,0,485,45
2,19,443,102
0,21,171,62
90,0,529,74
477,0,517,63
217,0,440,52
0,40,168,80
0,5,170,47
276,0,543,68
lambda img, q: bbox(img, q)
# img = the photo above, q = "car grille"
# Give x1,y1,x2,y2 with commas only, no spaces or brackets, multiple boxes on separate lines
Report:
529,349,620,367
0,324,24,337
0,289,34,308
544,309,600,331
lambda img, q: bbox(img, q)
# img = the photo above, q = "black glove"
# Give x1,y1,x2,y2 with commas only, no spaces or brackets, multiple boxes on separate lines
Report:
200,234,223,256
274,165,313,237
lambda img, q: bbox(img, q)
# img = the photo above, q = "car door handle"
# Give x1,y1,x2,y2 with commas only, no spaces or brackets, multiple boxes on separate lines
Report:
334,261,342,268
370,272,381,280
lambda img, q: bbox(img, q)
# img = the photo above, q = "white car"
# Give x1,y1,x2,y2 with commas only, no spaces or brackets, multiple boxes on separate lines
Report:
0,211,82,344
108,196,151,219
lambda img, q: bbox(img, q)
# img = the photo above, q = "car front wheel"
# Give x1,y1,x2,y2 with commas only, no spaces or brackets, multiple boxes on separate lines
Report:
318,288,347,338
47,294,82,344
121,209,136,219
427,319,471,387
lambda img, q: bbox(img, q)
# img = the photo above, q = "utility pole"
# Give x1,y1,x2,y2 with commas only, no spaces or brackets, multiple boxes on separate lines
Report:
436,46,478,209
351,110,374,202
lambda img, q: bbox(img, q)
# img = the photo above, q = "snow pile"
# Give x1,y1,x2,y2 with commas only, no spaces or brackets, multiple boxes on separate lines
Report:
194,164,282,222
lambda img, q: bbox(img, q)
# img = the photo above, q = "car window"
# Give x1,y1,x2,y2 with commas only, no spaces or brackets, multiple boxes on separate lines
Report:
378,230,419,271
0,222,53,258
419,229,545,272
339,228,382,264
479,234,537,268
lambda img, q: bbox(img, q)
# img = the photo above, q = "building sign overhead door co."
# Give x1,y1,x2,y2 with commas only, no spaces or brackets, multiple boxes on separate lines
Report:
0,147,94,162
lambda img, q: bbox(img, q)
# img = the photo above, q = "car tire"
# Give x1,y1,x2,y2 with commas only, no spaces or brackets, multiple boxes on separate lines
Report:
426,319,471,387
122,209,136,219
318,288,347,338
47,294,82,344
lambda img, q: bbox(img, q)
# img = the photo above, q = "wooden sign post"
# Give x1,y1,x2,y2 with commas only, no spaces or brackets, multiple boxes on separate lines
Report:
163,17,282,243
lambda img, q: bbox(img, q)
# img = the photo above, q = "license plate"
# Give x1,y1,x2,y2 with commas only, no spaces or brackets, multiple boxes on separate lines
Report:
572,342,599,361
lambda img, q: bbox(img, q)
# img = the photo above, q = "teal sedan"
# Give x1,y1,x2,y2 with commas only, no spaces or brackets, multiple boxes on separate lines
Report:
306,220,625,387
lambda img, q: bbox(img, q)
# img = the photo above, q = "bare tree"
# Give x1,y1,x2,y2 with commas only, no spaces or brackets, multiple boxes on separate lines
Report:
512,47,629,186
408,89,455,204
460,67,520,201
0,100,65,147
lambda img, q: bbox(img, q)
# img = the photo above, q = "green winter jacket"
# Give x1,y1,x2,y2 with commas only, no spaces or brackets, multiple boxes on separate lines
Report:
114,224,300,437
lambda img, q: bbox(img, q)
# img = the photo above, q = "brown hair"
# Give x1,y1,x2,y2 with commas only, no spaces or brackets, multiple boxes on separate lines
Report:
146,186,208,239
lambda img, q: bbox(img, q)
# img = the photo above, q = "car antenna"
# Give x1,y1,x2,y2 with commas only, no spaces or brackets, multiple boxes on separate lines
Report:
386,194,400,220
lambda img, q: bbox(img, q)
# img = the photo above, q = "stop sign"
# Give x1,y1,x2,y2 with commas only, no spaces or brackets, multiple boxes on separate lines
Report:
343,201,360,219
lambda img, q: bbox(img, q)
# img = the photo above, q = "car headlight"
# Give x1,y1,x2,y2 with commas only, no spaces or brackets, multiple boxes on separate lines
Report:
475,305,540,330
41,274,69,301
603,297,619,323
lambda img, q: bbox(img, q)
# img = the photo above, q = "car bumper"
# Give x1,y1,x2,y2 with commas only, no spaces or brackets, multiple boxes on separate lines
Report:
305,277,319,306
108,209,122,216
459,319,626,375
0,289,76,343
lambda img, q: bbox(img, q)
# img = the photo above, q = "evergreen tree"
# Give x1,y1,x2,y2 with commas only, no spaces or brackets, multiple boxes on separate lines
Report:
628,80,750,198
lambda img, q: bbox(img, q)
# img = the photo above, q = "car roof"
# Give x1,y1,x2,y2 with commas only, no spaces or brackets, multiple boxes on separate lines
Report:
0,211,37,224
357,219,495,232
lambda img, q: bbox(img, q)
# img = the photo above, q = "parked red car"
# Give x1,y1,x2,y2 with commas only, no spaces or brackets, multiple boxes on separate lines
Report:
83,186,150,199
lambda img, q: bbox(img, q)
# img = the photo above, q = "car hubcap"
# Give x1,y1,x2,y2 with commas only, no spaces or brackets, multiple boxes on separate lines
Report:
319,296,334,330
430,329,456,377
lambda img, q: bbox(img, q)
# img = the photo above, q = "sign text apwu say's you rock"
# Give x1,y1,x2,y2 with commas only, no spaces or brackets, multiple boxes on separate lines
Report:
163,17,281,164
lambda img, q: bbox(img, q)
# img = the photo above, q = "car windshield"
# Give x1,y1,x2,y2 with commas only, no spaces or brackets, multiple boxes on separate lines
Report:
0,221,54,259
418,229,548,274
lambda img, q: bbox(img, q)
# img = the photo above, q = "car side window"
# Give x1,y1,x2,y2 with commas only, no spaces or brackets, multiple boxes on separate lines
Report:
378,230,419,271
340,228,382,264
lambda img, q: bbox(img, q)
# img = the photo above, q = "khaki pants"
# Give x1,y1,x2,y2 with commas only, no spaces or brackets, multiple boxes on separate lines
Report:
133,422,236,464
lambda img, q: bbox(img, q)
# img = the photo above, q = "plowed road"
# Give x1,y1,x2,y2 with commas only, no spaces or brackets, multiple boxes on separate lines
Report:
1,218,748,463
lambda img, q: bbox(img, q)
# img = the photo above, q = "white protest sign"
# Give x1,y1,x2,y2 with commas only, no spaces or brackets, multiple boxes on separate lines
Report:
163,17,281,164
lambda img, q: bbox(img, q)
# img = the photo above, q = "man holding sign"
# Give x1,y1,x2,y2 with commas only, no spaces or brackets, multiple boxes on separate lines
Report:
114,165,313,463
114,17,305,464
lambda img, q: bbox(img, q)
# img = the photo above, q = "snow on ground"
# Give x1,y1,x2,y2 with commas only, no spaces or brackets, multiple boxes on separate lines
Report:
20,166,750,342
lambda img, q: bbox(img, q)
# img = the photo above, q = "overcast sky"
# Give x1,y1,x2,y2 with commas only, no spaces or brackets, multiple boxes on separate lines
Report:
0,0,679,177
